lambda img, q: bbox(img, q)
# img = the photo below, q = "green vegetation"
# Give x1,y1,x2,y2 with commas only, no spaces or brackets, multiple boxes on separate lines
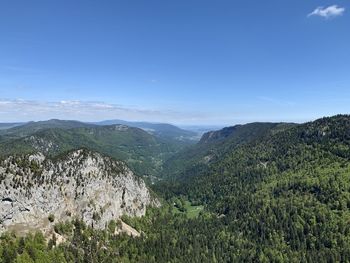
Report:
171,199,204,219
0,119,93,138
0,121,193,177
157,115,350,261
2,115,350,262
94,119,199,143
0,232,66,263
48,214,55,223
161,122,296,180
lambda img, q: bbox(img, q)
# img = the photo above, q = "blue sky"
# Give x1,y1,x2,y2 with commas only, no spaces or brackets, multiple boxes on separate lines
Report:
0,0,349,125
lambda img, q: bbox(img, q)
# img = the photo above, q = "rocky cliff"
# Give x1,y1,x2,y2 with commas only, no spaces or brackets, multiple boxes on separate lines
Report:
0,149,158,235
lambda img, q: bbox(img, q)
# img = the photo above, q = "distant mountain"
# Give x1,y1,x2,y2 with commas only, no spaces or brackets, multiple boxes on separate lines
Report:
199,126,239,144
155,115,350,261
0,119,94,138
199,122,296,144
0,122,24,130
0,120,190,177
0,119,200,143
3,115,350,261
93,119,199,142
162,122,296,179
178,124,225,136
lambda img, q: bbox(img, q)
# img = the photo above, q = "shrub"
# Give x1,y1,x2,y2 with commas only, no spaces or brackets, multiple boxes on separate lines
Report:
48,214,55,223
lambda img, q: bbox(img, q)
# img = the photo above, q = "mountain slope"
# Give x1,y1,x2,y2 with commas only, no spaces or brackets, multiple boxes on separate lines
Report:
158,114,350,260
2,115,350,261
0,124,180,177
0,123,24,130
0,149,158,235
162,122,296,179
94,119,199,142
0,119,94,139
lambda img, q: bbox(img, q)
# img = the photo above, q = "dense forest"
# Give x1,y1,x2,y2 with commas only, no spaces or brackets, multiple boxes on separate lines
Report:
0,120,192,178
2,115,350,262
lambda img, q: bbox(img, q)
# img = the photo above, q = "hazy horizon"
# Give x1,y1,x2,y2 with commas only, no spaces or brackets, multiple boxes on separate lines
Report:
0,114,341,128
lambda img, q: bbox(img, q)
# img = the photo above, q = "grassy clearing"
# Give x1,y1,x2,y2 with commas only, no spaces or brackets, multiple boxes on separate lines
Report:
172,201,204,219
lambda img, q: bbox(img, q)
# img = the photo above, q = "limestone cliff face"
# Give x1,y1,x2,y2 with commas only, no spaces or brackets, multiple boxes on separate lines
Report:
199,126,237,144
0,149,158,235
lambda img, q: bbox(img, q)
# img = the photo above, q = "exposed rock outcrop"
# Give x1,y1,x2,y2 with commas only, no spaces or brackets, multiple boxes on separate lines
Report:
0,149,159,235
199,126,238,144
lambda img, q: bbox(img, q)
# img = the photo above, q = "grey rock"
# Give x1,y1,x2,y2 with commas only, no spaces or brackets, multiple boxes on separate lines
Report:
0,149,159,235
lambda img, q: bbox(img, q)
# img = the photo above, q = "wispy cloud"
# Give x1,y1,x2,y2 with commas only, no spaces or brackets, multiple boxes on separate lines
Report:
308,5,345,19
0,99,208,124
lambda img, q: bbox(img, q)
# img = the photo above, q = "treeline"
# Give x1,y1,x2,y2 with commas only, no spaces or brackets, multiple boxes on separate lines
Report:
2,115,350,262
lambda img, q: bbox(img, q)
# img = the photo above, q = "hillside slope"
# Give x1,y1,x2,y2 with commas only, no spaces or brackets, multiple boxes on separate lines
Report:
0,123,23,130
2,115,350,262
0,119,93,139
0,123,185,177
0,149,158,235
162,114,350,260
94,119,199,142
162,122,295,179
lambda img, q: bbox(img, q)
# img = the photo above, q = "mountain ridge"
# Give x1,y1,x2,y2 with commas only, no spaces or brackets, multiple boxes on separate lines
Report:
2,115,350,261
93,119,199,142
162,121,297,180
0,121,193,177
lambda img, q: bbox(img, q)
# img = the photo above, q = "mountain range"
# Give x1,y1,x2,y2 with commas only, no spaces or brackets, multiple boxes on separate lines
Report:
93,119,200,142
1,115,350,262
0,119,198,178
0,119,200,142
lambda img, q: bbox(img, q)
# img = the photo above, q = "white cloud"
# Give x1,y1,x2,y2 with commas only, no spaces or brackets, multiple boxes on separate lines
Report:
0,99,209,124
308,5,345,19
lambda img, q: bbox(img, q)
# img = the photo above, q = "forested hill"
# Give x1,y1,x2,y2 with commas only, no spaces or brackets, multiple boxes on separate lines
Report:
0,119,94,138
162,121,296,180
2,115,350,262
94,119,198,142
179,114,350,198
0,121,190,177
156,114,350,261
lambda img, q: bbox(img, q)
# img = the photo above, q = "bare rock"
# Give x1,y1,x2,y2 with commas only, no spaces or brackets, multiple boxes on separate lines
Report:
0,149,159,235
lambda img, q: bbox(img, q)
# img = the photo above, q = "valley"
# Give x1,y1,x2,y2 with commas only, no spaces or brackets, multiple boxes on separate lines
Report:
1,115,350,262
0,120,197,180
1,1,348,261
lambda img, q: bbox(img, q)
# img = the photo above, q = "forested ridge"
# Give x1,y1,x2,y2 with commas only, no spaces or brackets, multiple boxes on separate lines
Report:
2,115,350,262
0,122,188,178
